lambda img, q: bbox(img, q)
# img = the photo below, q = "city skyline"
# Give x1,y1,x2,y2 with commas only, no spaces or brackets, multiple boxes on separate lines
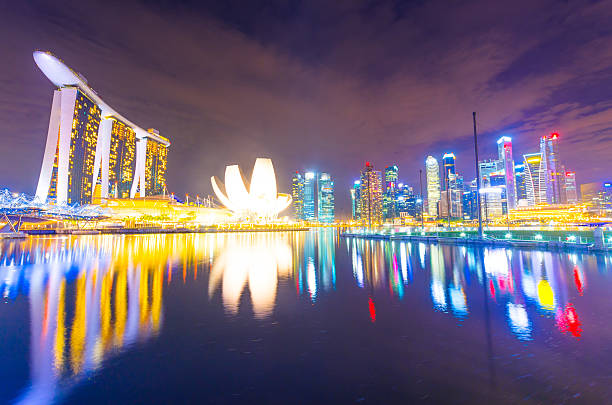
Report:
1,1,612,216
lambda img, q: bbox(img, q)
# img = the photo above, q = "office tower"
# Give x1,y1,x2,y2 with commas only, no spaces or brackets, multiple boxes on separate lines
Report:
383,165,399,220
425,156,441,217
303,172,316,221
317,173,335,223
478,159,502,188
448,173,464,218
396,183,415,217
479,187,504,220
34,51,170,204
581,182,612,215
442,153,456,190
461,179,478,220
564,171,578,204
292,171,305,220
514,163,527,205
523,153,546,206
540,133,562,204
497,136,517,209
351,180,361,220
359,162,383,225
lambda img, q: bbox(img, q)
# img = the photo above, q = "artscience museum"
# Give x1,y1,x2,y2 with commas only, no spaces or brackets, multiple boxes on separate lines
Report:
211,158,292,221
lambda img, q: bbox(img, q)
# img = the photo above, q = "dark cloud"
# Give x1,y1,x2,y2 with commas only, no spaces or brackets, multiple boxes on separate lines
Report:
0,0,611,216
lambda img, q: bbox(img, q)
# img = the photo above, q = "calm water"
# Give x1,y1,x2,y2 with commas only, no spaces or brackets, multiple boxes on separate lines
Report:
1,230,612,404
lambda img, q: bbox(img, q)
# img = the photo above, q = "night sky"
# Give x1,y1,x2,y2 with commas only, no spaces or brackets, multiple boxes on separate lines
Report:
1,0,611,216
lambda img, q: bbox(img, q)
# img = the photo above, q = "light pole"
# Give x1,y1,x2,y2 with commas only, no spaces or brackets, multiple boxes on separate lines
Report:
473,112,483,239
419,169,424,229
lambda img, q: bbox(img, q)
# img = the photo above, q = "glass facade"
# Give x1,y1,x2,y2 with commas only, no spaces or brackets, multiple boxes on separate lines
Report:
523,153,545,206
497,137,517,209
514,163,527,204
359,162,383,225
303,172,316,221
291,172,305,220
351,180,361,220
383,165,399,220
426,156,440,217
317,173,334,223
442,153,456,190
540,133,563,204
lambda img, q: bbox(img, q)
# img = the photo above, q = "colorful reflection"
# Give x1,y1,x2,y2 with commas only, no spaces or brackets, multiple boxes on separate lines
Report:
346,237,601,342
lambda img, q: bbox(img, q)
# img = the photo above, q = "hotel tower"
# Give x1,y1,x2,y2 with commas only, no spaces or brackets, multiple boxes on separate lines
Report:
33,51,170,205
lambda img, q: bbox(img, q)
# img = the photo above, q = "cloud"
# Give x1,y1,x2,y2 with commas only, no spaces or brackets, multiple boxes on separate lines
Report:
0,0,610,214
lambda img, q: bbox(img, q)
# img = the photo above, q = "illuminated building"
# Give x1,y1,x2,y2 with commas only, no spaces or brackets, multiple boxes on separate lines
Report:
351,180,361,220
523,153,546,206
34,51,170,205
140,130,169,196
581,182,612,216
462,182,478,220
359,162,383,225
211,158,292,221
442,153,456,190
514,163,528,205
107,118,136,198
478,159,502,188
317,173,335,223
497,136,517,209
303,172,316,221
397,183,417,218
564,171,578,204
383,165,399,220
540,133,563,204
479,187,503,220
425,156,440,217
291,172,305,220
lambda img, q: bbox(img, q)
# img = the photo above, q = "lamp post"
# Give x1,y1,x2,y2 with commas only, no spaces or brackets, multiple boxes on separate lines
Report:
473,112,483,239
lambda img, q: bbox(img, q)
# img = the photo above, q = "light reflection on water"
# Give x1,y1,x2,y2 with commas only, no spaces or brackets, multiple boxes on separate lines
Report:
1,231,611,403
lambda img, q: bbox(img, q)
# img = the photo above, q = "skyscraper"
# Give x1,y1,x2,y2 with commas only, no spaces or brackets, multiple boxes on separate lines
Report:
292,171,304,220
351,180,361,220
442,153,456,190
478,159,502,188
383,165,399,220
317,173,335,223
523,153,546,206
425,156,440,217
564,171,578,204
540,133,562,204
303,172,316,221
497,136,517,209
514,163,527,205
34,51,170,205
359,162,383,226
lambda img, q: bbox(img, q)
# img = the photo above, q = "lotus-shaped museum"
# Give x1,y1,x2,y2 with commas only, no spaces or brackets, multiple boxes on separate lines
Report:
211,158,291,220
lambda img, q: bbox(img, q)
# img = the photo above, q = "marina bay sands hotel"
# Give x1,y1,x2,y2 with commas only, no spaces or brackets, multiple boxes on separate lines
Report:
33,51,170,206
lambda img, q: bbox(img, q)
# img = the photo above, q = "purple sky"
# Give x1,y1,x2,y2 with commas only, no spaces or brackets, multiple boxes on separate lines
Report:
1,0,611,216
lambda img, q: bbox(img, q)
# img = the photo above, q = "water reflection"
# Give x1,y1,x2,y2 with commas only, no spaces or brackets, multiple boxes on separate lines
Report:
1,231,611,404
345,237,607,342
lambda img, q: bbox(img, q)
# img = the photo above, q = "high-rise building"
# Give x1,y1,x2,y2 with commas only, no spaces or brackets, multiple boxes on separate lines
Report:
497,136,517,209
291,171,305,220
478,159,502,188
34,51,170,205
514,163,527,205
106,118,137,198
462,181,478,221
581,182,612,215
479,187,504,220
425,156,440,217
564,171,578,204
350,180,361,220
303,172,316,221
540,133,563,204
317,173,335,223
442,153,456,190
523,153,546,206
383,165,399,220
359,162,383,225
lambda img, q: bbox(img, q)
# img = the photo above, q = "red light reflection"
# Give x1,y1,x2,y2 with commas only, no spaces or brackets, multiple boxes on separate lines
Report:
556,303,582,338
573,266,584,296
368,298,376,323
